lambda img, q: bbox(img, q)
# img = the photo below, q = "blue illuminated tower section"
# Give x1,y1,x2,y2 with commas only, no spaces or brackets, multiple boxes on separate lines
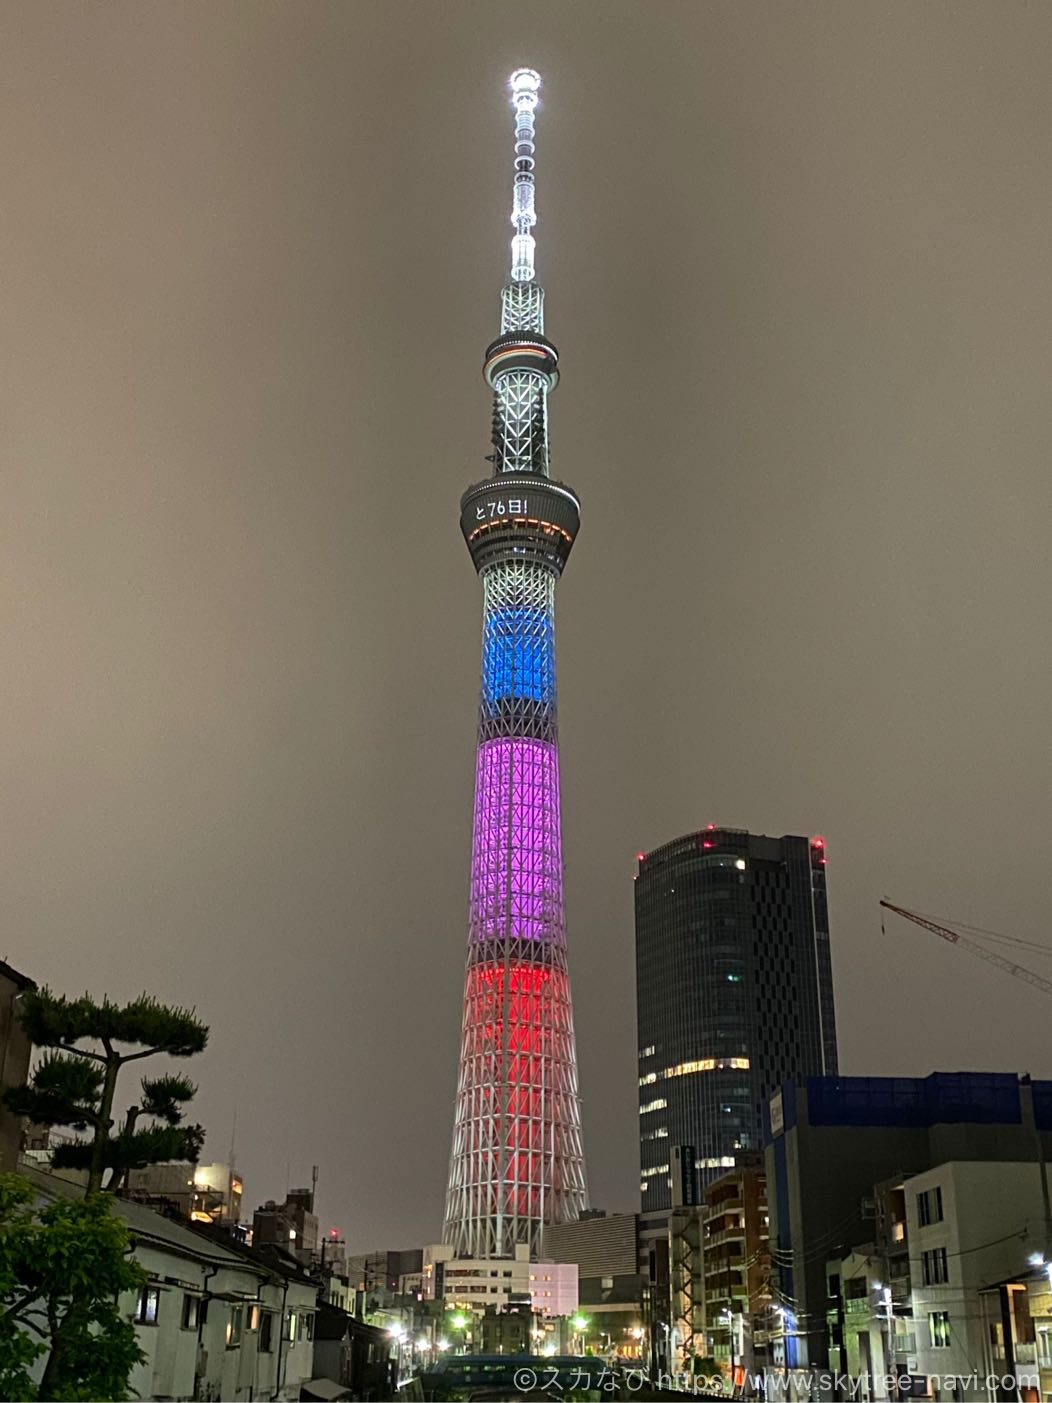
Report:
444,70,588,1260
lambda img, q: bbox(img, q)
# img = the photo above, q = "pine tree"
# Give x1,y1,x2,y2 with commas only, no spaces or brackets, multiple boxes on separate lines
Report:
5,990,208,1195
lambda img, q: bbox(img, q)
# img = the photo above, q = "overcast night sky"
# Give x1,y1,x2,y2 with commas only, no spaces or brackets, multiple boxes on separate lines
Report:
3,2,1052,1251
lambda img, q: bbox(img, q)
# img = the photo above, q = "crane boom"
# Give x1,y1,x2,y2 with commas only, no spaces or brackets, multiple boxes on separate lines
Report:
880,899,1052,999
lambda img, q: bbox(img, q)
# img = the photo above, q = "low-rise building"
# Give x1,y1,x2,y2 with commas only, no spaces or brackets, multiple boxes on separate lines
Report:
0,962,36,1172
124,1160,243,1226
908,1160,1045,1397
423,1242,532,1309
766,1072,1052,1372
312,1302,395,1400
23,1166,317,1402
254,1187,319,1261
419,1243,579,1340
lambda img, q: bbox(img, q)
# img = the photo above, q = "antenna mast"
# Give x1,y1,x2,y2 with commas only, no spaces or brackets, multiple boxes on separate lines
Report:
509,68,541,283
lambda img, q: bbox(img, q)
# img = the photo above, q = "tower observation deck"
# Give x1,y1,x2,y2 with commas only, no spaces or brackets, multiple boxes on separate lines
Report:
443,70,588,1260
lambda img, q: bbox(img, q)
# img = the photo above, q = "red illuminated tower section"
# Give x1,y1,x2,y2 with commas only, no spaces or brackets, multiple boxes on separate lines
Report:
443,70,587,1260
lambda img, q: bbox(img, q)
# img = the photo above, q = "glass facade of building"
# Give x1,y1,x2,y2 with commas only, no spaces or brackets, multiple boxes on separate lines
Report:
634,827,838,1210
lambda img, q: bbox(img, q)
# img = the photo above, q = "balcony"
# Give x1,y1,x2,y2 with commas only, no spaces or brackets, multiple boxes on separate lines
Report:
708,1198,744,1215
706,1229,746,1247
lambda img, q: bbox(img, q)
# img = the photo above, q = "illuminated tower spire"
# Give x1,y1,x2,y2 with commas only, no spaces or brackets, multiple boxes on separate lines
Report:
508,67,539,284
443,70,588,1260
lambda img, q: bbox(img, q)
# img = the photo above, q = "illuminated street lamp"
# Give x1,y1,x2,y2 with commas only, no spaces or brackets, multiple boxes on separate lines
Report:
447,1310,470,1355
571,1313,589,1353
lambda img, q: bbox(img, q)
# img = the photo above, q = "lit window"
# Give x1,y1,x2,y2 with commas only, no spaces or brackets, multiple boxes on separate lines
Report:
226,1305,243,1348
639,1098,667,1115
249,1304,261,1331
929,1311,950,1348
135,1286,160,1326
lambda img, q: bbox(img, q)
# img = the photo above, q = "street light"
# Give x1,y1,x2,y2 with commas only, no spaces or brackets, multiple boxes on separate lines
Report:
387,1323,407,1383
571,1313,589,1354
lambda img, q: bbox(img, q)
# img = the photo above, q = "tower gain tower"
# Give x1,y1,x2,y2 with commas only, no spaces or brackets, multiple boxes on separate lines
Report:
443,69,587,1260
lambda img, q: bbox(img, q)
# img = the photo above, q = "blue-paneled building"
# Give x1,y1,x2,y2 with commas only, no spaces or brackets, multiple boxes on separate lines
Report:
766,1073,1052,1369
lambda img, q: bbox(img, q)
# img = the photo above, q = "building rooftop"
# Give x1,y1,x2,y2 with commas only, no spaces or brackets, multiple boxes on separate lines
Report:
771,1072,1052,1134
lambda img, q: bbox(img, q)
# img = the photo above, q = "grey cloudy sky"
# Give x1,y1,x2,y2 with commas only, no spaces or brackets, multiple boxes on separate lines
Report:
3,2,1051,1250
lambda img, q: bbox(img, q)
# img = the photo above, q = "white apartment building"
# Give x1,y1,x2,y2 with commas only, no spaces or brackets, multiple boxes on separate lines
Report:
907,1160,1046,1399
421,1242,579,1318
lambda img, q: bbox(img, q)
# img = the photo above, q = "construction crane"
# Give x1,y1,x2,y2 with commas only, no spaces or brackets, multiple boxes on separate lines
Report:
879,899,1052,999
882,897,1052,1262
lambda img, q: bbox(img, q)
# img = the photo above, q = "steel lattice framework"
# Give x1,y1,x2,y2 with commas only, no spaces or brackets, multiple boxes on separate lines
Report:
444,70,587,1261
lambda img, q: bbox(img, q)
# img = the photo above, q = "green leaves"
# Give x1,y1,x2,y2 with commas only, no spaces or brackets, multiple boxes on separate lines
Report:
139,1074,196,1125
0,1174,145,1401
16,990,208,1060
3,1053,103,1132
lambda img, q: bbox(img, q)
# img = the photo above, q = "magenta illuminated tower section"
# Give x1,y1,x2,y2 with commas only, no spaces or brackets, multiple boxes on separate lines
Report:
443,70,587,1260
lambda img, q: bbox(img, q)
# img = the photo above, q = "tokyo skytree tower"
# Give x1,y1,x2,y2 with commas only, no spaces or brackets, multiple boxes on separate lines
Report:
443,69,588,1260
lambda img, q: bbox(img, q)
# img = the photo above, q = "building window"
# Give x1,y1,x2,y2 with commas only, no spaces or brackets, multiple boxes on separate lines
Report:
918,1186,944,1226
922,1247,948,1285
304,1313,314,1341
1038,1328,1052,1366
929,1311,951,1348
249,1304,261,1331
181,1294,199,1331
226,1305,243,1348
285,1311,298,1343
260,1312,274,1353
135,1286,160,1325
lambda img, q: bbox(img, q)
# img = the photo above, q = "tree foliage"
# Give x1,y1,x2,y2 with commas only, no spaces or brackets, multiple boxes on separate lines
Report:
4,989,208,1194
0,1173,145,1400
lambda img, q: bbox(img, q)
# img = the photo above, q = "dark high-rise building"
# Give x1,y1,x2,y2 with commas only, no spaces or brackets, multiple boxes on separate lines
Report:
634,827,837,1212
